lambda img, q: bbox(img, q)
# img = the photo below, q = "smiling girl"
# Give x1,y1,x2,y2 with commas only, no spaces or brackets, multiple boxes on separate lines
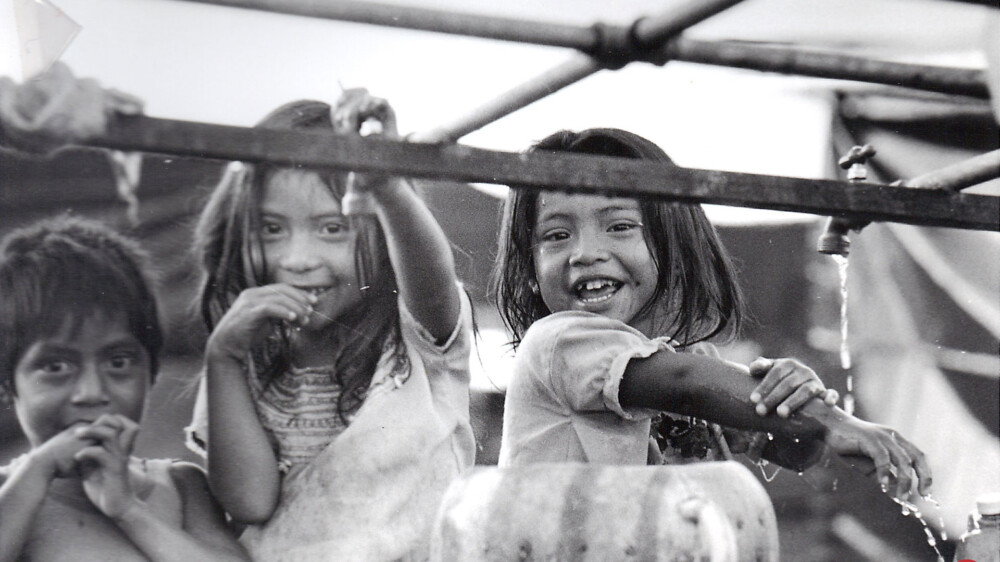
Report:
185,91,475,561
493,128,931,500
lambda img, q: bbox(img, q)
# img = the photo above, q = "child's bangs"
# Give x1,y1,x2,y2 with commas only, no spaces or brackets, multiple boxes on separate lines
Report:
34,253,148,343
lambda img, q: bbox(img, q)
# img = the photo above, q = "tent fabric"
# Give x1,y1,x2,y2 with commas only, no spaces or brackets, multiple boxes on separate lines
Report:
834,90,1000,537
851,223,1000,539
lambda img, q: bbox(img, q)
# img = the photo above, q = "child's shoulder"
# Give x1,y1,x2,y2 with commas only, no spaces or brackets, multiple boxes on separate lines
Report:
523,311,643,344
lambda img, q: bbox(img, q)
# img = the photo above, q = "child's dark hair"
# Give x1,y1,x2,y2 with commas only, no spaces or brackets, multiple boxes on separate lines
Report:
491,128,745,348
193,100,402,420
0,215,163,397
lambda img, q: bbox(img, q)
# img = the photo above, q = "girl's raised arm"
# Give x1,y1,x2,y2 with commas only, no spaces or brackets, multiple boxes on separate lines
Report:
619,351,932,500
334,90,461,342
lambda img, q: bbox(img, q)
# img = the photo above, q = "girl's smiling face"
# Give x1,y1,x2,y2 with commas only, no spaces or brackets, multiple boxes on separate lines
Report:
532,192,659,332
259,169,364,331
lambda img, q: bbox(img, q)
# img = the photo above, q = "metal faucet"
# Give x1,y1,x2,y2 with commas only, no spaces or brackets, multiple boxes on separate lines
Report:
817,145,876,256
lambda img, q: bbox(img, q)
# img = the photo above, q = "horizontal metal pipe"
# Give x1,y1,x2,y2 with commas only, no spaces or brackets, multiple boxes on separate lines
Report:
59,115,998,231
177,0,990,100
179,0,595,49
665,38,991,99
898,149,1000,190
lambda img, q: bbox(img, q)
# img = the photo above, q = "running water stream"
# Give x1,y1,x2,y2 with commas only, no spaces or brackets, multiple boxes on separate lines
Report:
832,255,854,415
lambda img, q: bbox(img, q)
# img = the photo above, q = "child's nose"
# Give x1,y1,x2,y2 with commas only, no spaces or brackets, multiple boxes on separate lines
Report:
72,365,109,405
280,234,322,273
568,234,608,266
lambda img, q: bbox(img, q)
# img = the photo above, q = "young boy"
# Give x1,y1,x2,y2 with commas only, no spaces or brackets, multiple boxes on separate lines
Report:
0,216,248,562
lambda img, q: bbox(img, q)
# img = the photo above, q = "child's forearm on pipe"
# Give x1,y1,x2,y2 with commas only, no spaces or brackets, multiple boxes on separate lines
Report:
620,350,826,440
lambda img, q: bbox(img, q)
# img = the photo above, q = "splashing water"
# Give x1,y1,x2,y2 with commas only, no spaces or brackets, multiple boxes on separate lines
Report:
891,496,946,562
832,255,855,415
756,458,781,483
922,495,948,541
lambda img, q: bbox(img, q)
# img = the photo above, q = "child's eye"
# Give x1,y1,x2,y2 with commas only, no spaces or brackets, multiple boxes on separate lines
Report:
609,222,641,233
320,222,347,236
40,360,72,375
261,222,283,237
107,354,136,370
539,229,569,243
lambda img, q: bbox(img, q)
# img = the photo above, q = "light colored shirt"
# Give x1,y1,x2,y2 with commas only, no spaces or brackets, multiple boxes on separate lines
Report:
186,290,475,562
498,311,669,467
499,311,748,468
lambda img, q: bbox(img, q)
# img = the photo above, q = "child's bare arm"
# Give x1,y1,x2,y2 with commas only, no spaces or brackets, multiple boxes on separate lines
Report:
370,180,462,341
0,428,92,562
101,462,249,561
202,285,314,523
619,350,931,499
74,416,249,561
333,90,461,342
204,350,281,524
87,461,248,561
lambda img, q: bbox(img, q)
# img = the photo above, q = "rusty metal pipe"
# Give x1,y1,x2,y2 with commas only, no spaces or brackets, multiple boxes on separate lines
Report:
77,115,999,231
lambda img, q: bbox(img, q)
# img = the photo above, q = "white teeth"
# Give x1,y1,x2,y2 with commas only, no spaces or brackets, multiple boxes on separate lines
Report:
575,279,617,292
306,287,331,296
580,293,614,303
574,278,620,304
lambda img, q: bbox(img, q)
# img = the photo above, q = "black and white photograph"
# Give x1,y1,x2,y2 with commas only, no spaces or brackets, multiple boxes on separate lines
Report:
1,1,998,560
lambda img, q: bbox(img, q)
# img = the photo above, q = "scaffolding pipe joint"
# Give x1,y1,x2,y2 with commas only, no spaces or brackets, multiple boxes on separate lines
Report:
589,20,667,69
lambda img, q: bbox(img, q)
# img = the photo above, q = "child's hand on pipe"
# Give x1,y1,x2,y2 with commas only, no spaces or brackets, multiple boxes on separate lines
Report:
749,357,839,418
